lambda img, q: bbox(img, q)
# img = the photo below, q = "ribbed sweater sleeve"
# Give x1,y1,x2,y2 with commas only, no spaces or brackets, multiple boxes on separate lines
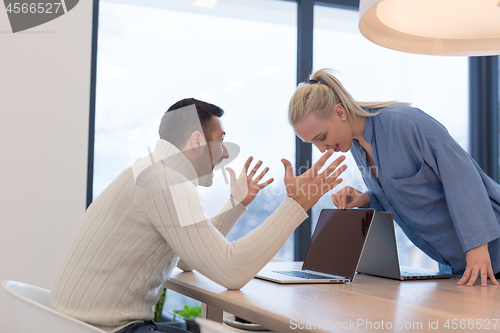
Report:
210,198,247,236
177,198,247,272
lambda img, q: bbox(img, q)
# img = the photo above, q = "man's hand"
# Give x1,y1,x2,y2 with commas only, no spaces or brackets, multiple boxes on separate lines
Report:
282,150,346,212
226,156,274,207
332,186,370,209
457,243,499,287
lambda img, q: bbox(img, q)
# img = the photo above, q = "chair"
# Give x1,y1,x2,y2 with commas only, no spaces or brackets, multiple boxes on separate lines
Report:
195,318,243,333
2,280,106,333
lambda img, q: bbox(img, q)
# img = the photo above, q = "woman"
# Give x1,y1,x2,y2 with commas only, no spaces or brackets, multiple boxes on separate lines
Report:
288,68,500,287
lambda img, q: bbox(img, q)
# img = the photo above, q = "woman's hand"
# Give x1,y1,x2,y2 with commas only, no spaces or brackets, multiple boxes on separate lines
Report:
226,156,274,207
331,186,370,209
282,150,346,211
457,243,499,287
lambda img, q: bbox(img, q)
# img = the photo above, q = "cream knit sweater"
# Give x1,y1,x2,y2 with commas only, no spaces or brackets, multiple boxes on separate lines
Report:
49,140,307,332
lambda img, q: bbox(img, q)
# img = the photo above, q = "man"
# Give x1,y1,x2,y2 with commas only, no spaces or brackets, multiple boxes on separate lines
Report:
49,98,346,333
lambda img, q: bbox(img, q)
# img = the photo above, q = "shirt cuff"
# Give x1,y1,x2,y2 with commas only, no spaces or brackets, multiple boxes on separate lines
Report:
460,224,500,252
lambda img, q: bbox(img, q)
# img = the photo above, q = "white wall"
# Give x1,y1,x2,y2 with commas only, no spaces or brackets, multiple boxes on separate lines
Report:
0,2,94,332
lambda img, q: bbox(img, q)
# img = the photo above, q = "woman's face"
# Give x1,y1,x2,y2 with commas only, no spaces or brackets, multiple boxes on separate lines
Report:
293,106,353,153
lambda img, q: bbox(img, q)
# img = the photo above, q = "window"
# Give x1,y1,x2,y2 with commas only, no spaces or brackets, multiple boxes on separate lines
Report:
94,0,471,275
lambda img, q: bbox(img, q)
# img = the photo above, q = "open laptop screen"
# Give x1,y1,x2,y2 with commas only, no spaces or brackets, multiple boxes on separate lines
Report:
303,209,374,278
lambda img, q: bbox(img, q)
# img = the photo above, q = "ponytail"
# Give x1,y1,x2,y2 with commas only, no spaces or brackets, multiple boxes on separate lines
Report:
288,68,407,126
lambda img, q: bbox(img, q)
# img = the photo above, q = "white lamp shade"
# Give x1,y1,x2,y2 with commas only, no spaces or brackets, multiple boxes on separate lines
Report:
359,0,500,56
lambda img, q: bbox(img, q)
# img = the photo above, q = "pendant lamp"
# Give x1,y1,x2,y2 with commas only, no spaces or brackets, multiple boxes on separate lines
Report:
359,0,500,56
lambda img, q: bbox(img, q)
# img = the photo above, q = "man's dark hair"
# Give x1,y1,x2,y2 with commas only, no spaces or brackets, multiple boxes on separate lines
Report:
159,98,224,149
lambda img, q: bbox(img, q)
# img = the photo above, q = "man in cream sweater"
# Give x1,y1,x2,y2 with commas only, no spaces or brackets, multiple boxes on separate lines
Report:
49,98,346,333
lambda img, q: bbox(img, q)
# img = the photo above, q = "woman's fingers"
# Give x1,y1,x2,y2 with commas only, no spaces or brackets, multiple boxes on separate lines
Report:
334,187,348,210
337,186,350,210
346,197,361,209
340,189,347,210
458,267,478,287
488,267,500,285
457,268,470,285
332,187,350,209
332,193,340,208
467,269,479,287
481,268,488,287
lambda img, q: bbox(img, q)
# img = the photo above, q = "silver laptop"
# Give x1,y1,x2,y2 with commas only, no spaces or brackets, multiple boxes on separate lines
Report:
357,212,456,280
255,209,375,284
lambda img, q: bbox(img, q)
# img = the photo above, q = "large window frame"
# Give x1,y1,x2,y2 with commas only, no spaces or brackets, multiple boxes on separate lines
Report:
88,0,499,261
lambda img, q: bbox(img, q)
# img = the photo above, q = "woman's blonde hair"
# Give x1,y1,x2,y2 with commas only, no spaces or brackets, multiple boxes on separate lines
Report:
288,68,407,126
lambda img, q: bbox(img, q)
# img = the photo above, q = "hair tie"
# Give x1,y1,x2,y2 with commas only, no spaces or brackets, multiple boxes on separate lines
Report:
307,79,320,85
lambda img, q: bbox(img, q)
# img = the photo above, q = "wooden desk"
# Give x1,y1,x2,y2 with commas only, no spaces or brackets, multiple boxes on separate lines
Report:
165,262,500,332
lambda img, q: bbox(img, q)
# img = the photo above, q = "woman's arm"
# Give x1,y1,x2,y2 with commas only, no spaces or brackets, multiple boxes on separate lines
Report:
392,109,500,286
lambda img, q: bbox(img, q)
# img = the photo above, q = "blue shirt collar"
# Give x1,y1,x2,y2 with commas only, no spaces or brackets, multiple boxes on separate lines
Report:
362,108,377,144
364,115,373,144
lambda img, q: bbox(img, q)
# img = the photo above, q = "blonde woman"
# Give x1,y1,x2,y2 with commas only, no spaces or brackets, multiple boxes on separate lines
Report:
288,68,500,288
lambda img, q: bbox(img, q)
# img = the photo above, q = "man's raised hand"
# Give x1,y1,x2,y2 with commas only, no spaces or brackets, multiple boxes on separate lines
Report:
282,150,346,211
226,156,274,207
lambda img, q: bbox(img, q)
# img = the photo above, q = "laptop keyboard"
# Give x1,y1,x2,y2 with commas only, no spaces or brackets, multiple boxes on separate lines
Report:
400,270,427,277
273,270,335,280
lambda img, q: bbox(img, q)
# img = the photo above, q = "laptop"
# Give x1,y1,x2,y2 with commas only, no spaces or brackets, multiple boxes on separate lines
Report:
357,212,456,280
255,208,375,284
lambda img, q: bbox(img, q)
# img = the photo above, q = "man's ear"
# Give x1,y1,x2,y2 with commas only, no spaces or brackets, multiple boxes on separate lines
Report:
189,131,205,153
334,104,346,120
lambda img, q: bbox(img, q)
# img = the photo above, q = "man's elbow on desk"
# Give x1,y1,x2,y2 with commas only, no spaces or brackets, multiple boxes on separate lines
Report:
175,263,252,290
200,272,250,290
177,259,194,272
220,280,249,290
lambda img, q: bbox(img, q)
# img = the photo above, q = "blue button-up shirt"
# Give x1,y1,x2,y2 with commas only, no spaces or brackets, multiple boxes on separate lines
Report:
350,105,500,274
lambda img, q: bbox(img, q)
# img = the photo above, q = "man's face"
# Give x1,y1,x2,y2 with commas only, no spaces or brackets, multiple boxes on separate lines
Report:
197,116,229,187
